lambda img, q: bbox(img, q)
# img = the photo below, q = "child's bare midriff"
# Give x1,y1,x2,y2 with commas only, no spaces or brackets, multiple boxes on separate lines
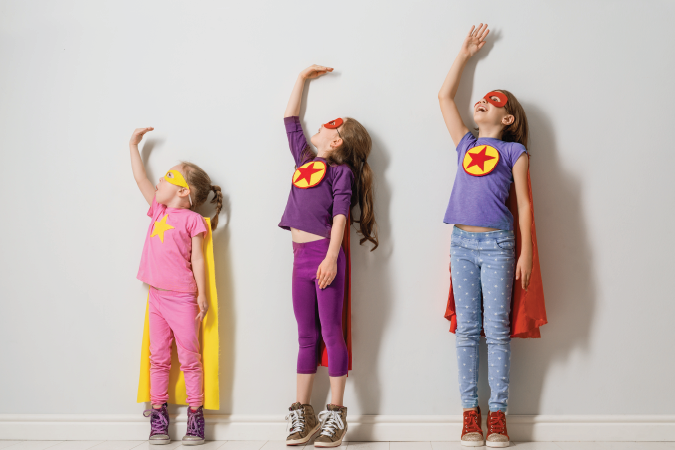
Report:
291,227,327,243
456,224,499,233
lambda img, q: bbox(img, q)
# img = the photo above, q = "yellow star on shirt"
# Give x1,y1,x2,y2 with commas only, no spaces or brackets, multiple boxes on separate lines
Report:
150,214,175,243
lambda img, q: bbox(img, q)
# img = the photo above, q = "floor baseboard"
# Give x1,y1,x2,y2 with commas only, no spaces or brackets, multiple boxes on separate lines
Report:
0,414,673,442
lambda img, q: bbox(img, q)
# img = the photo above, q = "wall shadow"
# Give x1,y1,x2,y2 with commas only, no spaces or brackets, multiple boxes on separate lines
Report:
501,106,596,428
347,131,393,424
140,138,165,183
208,193,235,413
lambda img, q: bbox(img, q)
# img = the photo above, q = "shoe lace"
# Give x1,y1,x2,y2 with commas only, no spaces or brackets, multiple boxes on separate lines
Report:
489,412,506,435
143,408,168,434
186,408,204,437
285,409,306,436
463,410,481,434
317,410,344,438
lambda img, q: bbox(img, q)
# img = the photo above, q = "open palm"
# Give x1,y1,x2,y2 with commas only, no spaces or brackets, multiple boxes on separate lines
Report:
461,23,489,57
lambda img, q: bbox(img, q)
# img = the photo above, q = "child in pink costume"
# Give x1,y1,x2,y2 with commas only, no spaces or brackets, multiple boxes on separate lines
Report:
129,127,223,446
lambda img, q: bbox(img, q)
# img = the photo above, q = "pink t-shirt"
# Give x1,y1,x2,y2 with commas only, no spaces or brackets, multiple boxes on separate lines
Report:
137,197,208,293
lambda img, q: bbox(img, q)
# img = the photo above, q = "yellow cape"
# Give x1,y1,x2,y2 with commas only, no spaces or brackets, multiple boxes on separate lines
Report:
137,217,219,409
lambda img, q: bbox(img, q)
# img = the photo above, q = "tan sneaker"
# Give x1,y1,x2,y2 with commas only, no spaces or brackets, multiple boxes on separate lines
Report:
461,406,484,447
486,410,510,448
285,402,320,446
314,404,348,448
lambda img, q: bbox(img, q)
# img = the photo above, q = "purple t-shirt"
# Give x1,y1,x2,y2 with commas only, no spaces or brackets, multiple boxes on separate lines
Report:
278,116,353,239
443,132,527,231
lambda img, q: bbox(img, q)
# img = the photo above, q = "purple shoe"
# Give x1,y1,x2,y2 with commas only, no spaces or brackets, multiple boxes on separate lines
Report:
143,403,170,445
182,406,205,446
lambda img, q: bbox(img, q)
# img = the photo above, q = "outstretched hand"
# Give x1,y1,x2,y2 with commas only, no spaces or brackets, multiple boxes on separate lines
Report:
129,127,154,146
460,24,489,58
300,64,334,80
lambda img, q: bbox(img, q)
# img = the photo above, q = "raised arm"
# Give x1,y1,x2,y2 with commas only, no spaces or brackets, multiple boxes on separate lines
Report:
438,24,489,147
284,65,334,118
129,127,156,206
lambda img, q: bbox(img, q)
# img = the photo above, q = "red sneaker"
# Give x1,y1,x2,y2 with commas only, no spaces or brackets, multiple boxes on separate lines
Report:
461,406,484,447
486,410,510,448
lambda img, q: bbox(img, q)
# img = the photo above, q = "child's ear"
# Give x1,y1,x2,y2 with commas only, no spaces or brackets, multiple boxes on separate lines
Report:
178,188,190,198
331,137,343,149
502,115,515,126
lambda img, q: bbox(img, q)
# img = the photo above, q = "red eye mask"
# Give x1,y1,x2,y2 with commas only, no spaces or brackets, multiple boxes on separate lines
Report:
324,118,344,129
475,91,508,108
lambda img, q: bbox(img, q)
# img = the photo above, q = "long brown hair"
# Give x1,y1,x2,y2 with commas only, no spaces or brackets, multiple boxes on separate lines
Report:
181,161,224,230
302,118,379,250
494,89,529,149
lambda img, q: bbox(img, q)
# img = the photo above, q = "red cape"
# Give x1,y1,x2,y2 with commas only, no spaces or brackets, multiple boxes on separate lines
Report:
444,162,547,338
319,213,353,371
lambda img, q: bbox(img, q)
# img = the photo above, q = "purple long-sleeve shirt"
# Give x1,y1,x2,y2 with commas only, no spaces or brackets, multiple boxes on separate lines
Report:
278,116,354,239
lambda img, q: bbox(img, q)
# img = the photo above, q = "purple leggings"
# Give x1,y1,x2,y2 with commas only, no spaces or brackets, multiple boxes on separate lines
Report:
292,239,348,377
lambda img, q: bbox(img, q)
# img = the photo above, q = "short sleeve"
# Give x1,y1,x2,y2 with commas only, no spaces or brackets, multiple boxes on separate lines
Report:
187,214,208,238
507,142,528,168
284,116,311,167
456,132,477,153
331,165,354,218
147,196,159,218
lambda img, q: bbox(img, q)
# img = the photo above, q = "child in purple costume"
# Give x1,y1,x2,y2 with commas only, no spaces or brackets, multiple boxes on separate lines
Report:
280,65,379,447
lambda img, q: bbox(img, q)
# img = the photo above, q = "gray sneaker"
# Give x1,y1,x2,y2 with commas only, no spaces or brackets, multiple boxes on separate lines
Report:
143,403,171,445
314,404,348,448
285,402,320,446
182,406,205,446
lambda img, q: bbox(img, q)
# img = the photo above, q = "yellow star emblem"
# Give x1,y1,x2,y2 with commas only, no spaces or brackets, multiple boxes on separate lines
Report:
150,214,175,243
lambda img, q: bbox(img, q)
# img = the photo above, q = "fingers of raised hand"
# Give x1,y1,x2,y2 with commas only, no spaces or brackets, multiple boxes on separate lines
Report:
313,64,333,71
133,127,154,138
478,26,489,42
468,24,488,43
306,65,333,78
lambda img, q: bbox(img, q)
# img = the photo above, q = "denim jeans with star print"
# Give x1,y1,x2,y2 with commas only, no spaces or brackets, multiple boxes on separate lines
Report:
450,226,516,412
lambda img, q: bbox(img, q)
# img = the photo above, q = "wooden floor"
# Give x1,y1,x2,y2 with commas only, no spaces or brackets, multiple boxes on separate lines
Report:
1,441,674,450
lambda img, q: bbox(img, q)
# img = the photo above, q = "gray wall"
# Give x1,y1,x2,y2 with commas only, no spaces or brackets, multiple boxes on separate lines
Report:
1,0,673,416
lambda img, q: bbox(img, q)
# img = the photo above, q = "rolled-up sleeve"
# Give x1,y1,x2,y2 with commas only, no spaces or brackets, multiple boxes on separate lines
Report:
332,166,354,218
284,116,310,166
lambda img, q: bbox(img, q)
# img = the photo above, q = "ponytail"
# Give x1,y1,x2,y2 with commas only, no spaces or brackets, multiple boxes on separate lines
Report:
353,160,378,250
181,161,223,230
210,185,223,230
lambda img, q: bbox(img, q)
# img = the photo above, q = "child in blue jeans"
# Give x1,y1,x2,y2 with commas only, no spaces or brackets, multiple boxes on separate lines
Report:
438,24,534,448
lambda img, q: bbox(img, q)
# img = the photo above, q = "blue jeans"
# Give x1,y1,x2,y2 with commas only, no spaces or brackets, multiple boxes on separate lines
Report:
450,226,516,412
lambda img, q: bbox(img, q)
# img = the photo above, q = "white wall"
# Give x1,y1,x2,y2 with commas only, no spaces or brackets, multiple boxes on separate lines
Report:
1,0,673,418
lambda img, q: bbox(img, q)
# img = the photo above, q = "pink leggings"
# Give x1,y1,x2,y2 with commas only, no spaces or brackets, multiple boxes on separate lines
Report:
149,287,204,407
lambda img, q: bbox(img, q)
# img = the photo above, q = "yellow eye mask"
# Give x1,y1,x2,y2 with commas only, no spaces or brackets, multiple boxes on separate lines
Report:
164,169,192,206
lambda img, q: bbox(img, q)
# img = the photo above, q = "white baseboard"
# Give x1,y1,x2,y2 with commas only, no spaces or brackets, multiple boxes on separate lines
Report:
0,414,673,442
